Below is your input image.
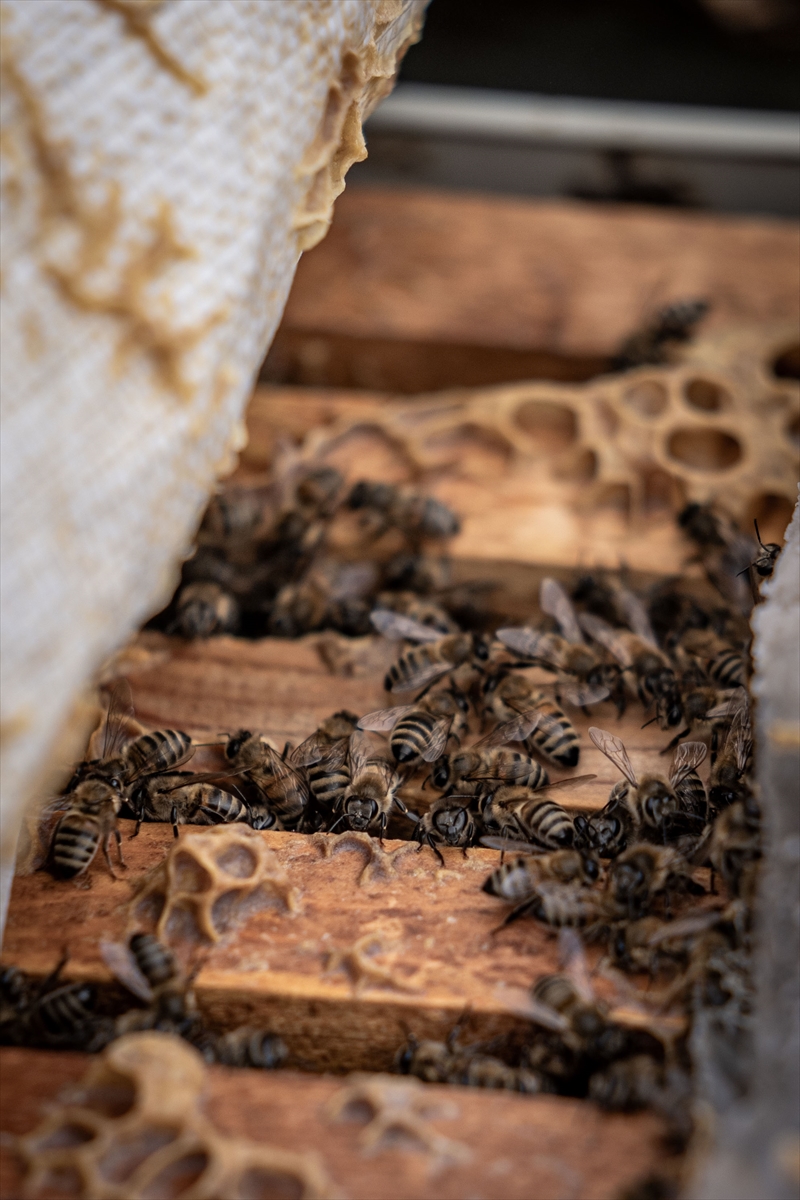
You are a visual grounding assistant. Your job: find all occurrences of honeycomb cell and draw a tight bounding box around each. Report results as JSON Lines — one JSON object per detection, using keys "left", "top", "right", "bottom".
{"left": 684, "top": 378, "right": 729, "bottom": 412}
{"left": 666, "top": 428, "right": 742, "bottom": 471}
{"left": 623, "top": 380, "right": 668, "bottom": 417}
{"left": 514, "top": 400, "right": 577, "bottom": 450}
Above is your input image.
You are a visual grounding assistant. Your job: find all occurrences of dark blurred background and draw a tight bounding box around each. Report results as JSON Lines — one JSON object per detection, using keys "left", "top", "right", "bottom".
{"left": 351, "top": 0, "right": 800, "bottom": 214}
{"left": 399, "top": 0, "right": 800, "bottom": 109}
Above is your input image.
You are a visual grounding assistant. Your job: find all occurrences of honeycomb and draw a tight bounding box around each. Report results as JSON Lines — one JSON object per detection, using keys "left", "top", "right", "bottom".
{"left": 300, "top": 323, "right": 799, "bottom": 528}
{"left": 16, "top": 1032, "right": 337, "bottom": 1199}
{"left": 326, "top": 1072, "right": 469, "bottom": 1163}
{"left": 133, "top": 826, "right": 299, "bottom": 945}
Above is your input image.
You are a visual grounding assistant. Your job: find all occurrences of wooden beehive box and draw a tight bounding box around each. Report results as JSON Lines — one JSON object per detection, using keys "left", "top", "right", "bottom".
{"left": 1, "top": 189, "right": 798, "bottom": 1200}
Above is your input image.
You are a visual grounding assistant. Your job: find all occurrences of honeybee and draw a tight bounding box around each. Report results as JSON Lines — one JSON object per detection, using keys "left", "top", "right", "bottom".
{"left": 708, "top": 693, "right": 752, "bottom": 812}
{"left": 483, "top": 670, "right": 581, "bottom": 768}
{"left": 0, "top": 957, "right": 111, "bottom": 1051}
{"left": 50, "top": 778, "right": 125, "bottom": 880}
{"left": 481, "top": 786, "right": 582, "bottom": 849}
{"left": 610, "top": 909, "right": 723, "bottom": 977}
{"left": 397, "top": 1032, "right": 549, "bottom": 1093}
{"left": 268, "top": 559, "right": 377, "bottom": 638}
{"left": 679, "top": 628, "right": 747, "bottom": 691}
{"left": 212, "top": 1027, "right": 288, "bottom": 1070}
{"left": 292, "top": 711, "right": 358, "bottom": 820}
{"left": 66, "top": 682, "right": 196, "bottom": 794}
{"left": 335, "top": 730, "right": 407, "bottom": 837}
{"left": 430, "top": 710, "right": 552, "bottom": 794}
{"left": 481, "top": 846, "right": 600, "bottom": 903}
{"left": 589, "top": 1054, "right": 664, "bottom": 1111}
{"left": 373, "top": 608, "right": 486, "bottom": 695}
{"left": 746, "top": 519, "right": 782, "bottom": 579}
{"left": 613, "top": 298, "right": 709, "bottom": 369}
{"left": 104, "top": 934, "right": 203, "bottom": 1042}
{"left": 224, "top": 731, "right": 311, "bottom": 829}
{"left": 128, "top": 772, "right": 250, "bottom": 837}
{"left": 588, "top": 728, "right": 707, "bottom": 842}
{"left": 496, "top": 579, "right": 619, "bottom": 710}
{"left": 677, "top": 502, "right": 755, "bottom": 614}
{"left": 580, "top": 613, "right": 681, "bottom": 728}
{"left": 409, "top": 795, "right": 476, "bottom": 862}
{"left": 375, "top": 590, "right": 459, "bottom": 635}
{"left": 581, "top": 793, "right": 634, "bottom": 859}
{"left": 358, "top": 687, "right": 467, "bottom": 768}
{"left": 607, "top": 843, "right": 702, "bottom": 918}
{"left": 170, "top": 581, "right": 239, "bottom": 639}
{"left": 709, "top": 796, "right": 761, "bottom": 902}
{"left": 347, "top": 481, "right": 460, "bottom": 542}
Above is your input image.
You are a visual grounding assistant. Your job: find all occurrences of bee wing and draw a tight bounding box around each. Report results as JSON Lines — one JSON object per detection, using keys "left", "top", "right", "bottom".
{"left": 480, "top": 835, "right": 544, "bottom": 854}
{"left": 646, "top": 910, "right": 722, "bottom": 944}
{"left": 493, "top": 985, "right": 570, "bottom": 1033}
{"left": 579, "top": 613, "right": 633, "bottom": 667}
{"left": 99, "top": 939, "right": 154, "bottom": 1004}
{"left": 588, "top": 727, "right": 638, "bottom": 786}
{"left": 347, "top": 729, "right": 376, "bottom": 777}
{"left": 615, "top": 584, "right": 657, "bottom": 647}
{"left": 495, "top": 627, "right": 559, "bottom": 665}
{"left": 561, "top": 681, "right": 610, "bottom": 707}
{"left": 731, "top": 702, "right": 753, "bottom": 775}
{"left": 330, "top": 561, "right": 379, "bottom": 601}
{"left": 704, "top": 695, "right": 739, "bottom": 720}
{"left": 39, "top": 794, "right": 74, "bottom": 818}
{"left": 97, "top": 678, "right": 136, "bottom": 760}
{"left": 357, "top": 706, "right": 416, "bottom": 733}
{"left": 476, "top": 710, "right": 542, "bottom": 750}
{"left": 557, "top": 928, "right": 594, "bottom": 1005}
{"left": 540, "top": 578, "right": 584, "bottom": 644}
{"left": 670, "top": 741, "right": 707, "bottom": 786}
{"left": 263, "top": 744, "right": 311, "bottom": 790}
{"left": 389, "top": 659, "right": 455, "bottom": 693}
{"left": 466, "top": 758, "right": 540, "bottom": 781}
{"left": 420, "top": 717, "right": 453, "bottom": 764}
{"left": 370, "top": 609, "right": 442, "bottom": 643}
{"left": 533, "top": 773, "right": 597, "bottom": 795}
{"left": 145, "top": 769, "right": 248, "bottom": 794}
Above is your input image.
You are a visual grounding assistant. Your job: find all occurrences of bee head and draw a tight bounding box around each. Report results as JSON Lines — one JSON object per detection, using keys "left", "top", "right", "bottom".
{"left": 225, "top": 730, "right": 253, "bottom": 761}
{"left": 345, "top": 797, "right": 378, "bottom": 830}
{"left": 434, "top": 804, "right": 469, "bottom": 844}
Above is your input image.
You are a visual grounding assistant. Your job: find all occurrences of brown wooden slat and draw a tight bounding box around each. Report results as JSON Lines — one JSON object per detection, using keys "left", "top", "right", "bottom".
{"left": 0, "top": 1047, "right": 671, "bottom": 1200}
{"left": 279, "top": 188, "right": 800, "bottom": 356}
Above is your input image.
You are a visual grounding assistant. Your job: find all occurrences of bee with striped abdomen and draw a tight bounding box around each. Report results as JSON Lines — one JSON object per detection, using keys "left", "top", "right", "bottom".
{"left": 484, "top": 670, "right": 581, "bottom": 768}
{"left": 579, "top": 612, "right": 681, "bottom": 728}
{"left": 430, "top": 708, "right": 557, "bottom": 794}
{"left": 481, "top": 845, "right": 600, "bottom": 903}
{"left": 496, "top": 579, "right": 620, "bottom": 712}
{"left": 588, "top": 728, "right": 707, "bottom": 843}
{"left": 372, "top": 608, "right": 485, "bottom": 695}
{"left": 334, "top": 730, "right": 407, "bottom": 837}
{"left": 50, "top": 778, "right": 126, "bottom": 880}
{"left": 128, "top": 772, "right": 250, "bottom": 838}
{"left": 224, "top": 730, "right": 311, "bottom": 829}
{"left": 358, "top": 686, "right": 467, "bottom": 769}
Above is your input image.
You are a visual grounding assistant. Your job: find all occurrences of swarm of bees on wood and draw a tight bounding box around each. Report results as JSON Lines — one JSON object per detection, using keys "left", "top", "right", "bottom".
{"left": 3, "top": 471, "right": 780, "bottom": 1147}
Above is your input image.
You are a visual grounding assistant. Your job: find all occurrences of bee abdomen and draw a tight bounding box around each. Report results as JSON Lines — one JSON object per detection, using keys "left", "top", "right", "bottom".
{"left": 707, "top": 650, "right": 746, "bottom": 689}
{"left": 526, "top": 719, "right": 580, "bottom": 768}
{"left": 215, "top": 1027, "right": 287, "bottom": 1069}
{"left": 130, "top": 934, "right": 175, "bottom": 988}
{"left": 522, "top": 800, "right": 574, "bottom": 847}
{"left": 126, "top": 729, "right": 192, "bottom": 776}
{"left": 194, "top": 787, "right": 248, "bottom": 824}
{"left": 308, "top": 763, "right": 348, "bottom": 807}
{"left": 32, "top": 984, "right": 95, "bottom": 1040}
{"left": 391, "top": 712, "right": 437, "bottom": 764}
{"left": 52, "top": 815, "right": 100, "bottom": 876}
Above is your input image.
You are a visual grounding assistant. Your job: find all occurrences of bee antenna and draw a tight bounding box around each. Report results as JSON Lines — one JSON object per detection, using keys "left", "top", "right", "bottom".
{"left": 753, "top": 519, "right": 765, "bottom": 549}
{"left": 641, "top": 715, "right": 659, "bottom": 729}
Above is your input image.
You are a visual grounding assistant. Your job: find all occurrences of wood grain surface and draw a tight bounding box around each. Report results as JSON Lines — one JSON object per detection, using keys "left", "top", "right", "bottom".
{"left": 0, "top": 1048, "right": 671, "bottom": 1200}
{"left": 2, "top": 632, "right": 708, "bottom": 1075}
{"left": 279, "top": 188, "right": 800, "bottom": 355}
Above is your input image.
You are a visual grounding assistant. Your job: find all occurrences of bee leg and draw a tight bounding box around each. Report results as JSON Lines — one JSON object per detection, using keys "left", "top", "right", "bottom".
{"left": 114, "top": 827, "right": 127, "bottom": 868}
{"left": 282, "top": 743, "right": 292, "bottom": 761}
{"left": 197, "top": 806, "right": 227, "bottom": 824}
{"left": 378, "top": 812, "right": 387, "bottom": 845}
{"left": 102, "top": 835, "right": 119, "bottom": 880}
{"left": 171, "top": 804, "right": 180, "bottom": 839}
{"left": 427, "top": 834, "right": 445, "bottom": 867}
{"left": 660, "top": 729, "right": 690, "bottom": 755}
